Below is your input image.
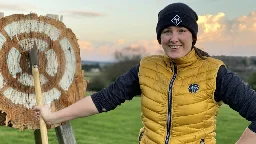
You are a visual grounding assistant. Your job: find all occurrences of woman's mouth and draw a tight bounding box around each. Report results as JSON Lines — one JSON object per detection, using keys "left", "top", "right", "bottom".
{"left": 169, "top": 45, "right": 181, "bottom": 50}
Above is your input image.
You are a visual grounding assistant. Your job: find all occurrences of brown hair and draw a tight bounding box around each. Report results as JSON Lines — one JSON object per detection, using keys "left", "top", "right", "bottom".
{"left": 193, "top": 46, "right": 210, "bottom": 60}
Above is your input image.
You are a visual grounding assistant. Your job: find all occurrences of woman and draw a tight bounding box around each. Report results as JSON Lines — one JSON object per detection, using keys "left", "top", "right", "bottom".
{"left": 33, "top": 3, "right": 256, "bottom": 144}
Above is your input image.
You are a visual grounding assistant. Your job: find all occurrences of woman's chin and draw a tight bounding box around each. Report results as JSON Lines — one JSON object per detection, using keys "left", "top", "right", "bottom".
{"left": 169, "top": 54, "right": 182, "bottom": 59}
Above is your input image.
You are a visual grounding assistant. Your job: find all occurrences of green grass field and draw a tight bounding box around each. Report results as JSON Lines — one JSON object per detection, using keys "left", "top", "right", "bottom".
{"left": 84, "top": 72, "right": 101, "bottom": 81}
{"left": 0, "top": 97, "right": 250, "bottom": 144}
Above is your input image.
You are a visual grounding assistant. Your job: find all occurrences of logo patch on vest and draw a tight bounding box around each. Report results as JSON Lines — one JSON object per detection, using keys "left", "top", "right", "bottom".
{"left": 188, "top": 84, "right": 199, "bottom": 93}
{"left": 171, "top": 15, "right": 182, "bottom": 26}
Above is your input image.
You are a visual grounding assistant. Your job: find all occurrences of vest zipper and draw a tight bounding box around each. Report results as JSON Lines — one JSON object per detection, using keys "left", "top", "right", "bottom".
{"left": 165, "top": 63, "right": 177, "bottom": 144}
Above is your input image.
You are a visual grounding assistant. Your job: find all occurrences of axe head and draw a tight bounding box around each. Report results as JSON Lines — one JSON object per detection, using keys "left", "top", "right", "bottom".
{"left": 29, "top": 42, "right": 38, "bottom": 67}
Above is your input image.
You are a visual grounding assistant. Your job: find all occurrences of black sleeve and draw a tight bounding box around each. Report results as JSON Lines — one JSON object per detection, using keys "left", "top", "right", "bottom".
{"left": 214, "top": 65, "right": 256, "bottom": 133}
{"left": 91, "top": 64, "right": 141, "bottom": 113}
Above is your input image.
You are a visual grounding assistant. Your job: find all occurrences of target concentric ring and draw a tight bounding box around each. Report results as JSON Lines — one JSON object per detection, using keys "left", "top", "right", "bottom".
{"left": 0, "top": 13, "right": 86, "bottom": 130}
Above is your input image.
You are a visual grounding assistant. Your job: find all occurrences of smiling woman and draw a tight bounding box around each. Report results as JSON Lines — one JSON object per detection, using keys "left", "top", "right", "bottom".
{"left": 33, "top": 2, "right": 256, "bottom": 144}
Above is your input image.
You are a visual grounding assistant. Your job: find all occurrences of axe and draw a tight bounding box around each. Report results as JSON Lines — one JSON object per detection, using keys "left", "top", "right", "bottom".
{"left": 29, "top": 42, "right": 48, "bottom": 144}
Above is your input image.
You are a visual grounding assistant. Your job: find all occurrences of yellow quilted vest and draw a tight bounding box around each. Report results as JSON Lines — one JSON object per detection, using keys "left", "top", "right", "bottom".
{"left": 138, "top": 49, "right": 224, "bottom": 144}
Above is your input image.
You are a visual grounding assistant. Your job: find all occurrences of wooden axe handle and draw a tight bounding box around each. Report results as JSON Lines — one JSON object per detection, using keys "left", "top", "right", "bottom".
{"left": 32, "top": 66, "right": 48, "bottom": 144}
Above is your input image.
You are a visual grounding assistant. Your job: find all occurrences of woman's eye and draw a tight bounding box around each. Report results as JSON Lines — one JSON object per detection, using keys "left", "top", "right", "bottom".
{"left": 163, "top": 30, "right": 171, "bottom": 33}
{"left": 179, "top": 29, "right": 186, "bottom": 32}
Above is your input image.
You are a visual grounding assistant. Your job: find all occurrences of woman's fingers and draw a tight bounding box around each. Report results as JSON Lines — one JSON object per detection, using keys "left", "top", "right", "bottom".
{"left": 33, "top": 106, "right": 44, "bottom": 120}
{"left": 34, "top": 111, "right": 40, "bottom": 120}
{"left": 32, "top": 105, "right": 51, "bottom": 122}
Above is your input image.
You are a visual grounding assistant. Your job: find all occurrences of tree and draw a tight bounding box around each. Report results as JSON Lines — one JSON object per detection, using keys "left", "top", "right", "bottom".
{"left": 87, "top": 46, "right": 145, "bottom": 91}
{"left": 248, "top": 72, "right": 256, "bottom": 90}
{"left": 114, "top": 46, "right": 147, "bottom": 61}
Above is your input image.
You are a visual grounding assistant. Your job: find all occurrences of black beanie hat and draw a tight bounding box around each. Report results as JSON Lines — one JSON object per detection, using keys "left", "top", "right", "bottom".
{"left": 156, "top": 3, "right": 198, "bottom": 45}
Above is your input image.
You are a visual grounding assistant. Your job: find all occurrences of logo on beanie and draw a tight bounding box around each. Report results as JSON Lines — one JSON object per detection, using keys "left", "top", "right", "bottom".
{"left": 171, "top": 15, "right": 182, "bottom": 26}
{"left": 188, "top": 84, "right": 199, "bottom": 93}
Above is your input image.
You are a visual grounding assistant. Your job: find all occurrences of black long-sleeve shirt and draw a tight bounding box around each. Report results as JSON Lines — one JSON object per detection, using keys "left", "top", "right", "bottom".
{"left": 91, "top": 64, "right": 256, "bottom": 132}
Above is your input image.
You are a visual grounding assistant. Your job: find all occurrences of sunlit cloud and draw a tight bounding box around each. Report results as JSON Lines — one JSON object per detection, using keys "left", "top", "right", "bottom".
{"left": 117, "top": 39, "right": 125, "bottom": 45}
{"left": 61, "top": 10, "right": 105, "bottom": 17}
{"left": 78, "top": 40, "right": 119, "bottom": 61}
{"left": 116, "top": 40, "right": 163, "bottom": 59}
{"left": 79, "top": 11, "right": 256, "bottom": 61}
{"left": 78, "top": 39, "right": 162, "bottom": 61}
{"left": 196, "top": 11, "right": 256, "bottom": 56}
{"left": 79, "top": 41, "right": 94, "bottom": 51}
{"left": 0, "top": 4, "right": 27, "bottom": 11}
{"left": 0, "top": 4, "right": 41, "bottom": 14}
{"left": 129, "top": 40, "right": 161, "bottom": 53}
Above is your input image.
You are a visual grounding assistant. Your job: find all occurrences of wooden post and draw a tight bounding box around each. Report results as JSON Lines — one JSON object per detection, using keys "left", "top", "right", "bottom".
{"left": 55, "top": 121, "right": 77, "bottom": 144}
{"left": 34, "top": 121, "right": 76, "bottom": 144}
{"left": 34, "top": 129, "right": 42, "bottom": 144}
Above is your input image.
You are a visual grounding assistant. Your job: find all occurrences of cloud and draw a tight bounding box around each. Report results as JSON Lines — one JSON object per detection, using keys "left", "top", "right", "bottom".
{"left": 79, "top": 41, "right": 93, "bottom": 51}
{"left": 78, "top": 40, "right": 119, "bottom": 61}
{"left": 78, "top": 11, "right": 256, "bottom": 61}
{"left": 78, "top": 39, "right": 163, "bottom": 61}
{"left": 128, "top": 40, "right": 163, "bottom": 55}
{"left": 196, "top": 11, "right": 256, "bottom": 56}
{"left": 117, "top": 39, "right": 125, "bottom": 45}
{"left": 0, "top": 4, "right": 30, "bottom": 11}
{"left": 61, "top": 10, "right": 105, "bottom": 17}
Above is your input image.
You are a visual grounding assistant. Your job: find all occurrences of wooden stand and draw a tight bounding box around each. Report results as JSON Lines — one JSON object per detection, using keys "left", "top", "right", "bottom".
{"left": 34, "top": 121, "right": 76, "bottom": 144}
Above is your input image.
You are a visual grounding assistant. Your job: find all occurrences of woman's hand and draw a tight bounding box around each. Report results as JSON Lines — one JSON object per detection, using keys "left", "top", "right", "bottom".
{"left": 33, "top": 105, "right": 56, "bottom": 125}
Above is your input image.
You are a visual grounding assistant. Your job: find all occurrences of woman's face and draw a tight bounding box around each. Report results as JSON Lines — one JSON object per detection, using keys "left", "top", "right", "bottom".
{"left": 160, "top": 26, "right": 193, "bottom": 59}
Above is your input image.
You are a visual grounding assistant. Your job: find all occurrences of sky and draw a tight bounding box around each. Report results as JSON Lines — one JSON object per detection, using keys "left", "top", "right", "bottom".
{"left": 1, "top": 0, "right": 256, "bottom": 62}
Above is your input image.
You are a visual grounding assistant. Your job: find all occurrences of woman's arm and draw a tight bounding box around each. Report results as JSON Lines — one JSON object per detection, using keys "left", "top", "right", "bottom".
{"left": 91, "top": 64, "right": 141, "bottom": 113}
{"left": 33, "top": 96, "right": 98, "bottom": 124}
{"left": 236, "top": 128, "right": 256, "bottom": 144}
{"left": 33, "top": 64, "right": 141, "bottom": 124}
{"left": 214, "top": 65, "right": 256, "bottom": 143}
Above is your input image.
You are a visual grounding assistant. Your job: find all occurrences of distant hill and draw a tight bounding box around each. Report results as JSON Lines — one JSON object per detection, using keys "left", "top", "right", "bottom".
{"left": 213, "top": 56, "right": 256, "bottom": 82}
{"left": 81, "top": 60, "right": 112, "bottom": 67}
{"left": 82, "top": 56, "right": 256, "bottom": 82}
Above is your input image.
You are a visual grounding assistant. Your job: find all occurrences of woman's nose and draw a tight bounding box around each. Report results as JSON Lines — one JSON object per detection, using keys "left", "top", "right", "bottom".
{"left": 169, "top": 33, "right": 179, "bottom": 43}
{"left": 169, "top": 37, "right": 178, "bottom": 43}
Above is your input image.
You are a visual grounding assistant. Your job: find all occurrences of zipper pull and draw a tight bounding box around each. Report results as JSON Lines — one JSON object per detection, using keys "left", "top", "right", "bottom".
{"left": 170, "top": 62, "right": 177, "bottom": 73}
{"left": 200, "top": 139, "right": 205, "bottom": 144}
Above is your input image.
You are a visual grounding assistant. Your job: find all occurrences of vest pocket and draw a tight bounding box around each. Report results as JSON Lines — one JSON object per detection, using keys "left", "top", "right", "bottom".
{"left": 200, "top": 139, "right": 205, "bottom": 144}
